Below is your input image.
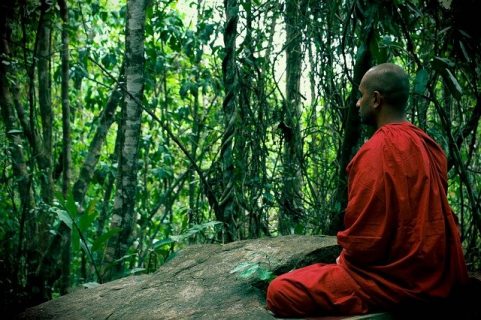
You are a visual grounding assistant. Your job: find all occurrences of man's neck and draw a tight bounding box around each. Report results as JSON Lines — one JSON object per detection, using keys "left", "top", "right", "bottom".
{"left": 376, "top": 111, "right": 406, "bottom": 129}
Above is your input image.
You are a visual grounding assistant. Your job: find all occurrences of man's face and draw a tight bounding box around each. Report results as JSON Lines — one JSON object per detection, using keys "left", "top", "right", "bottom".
{"left": 356, "top": 80, "right": 376, "bottom": 126}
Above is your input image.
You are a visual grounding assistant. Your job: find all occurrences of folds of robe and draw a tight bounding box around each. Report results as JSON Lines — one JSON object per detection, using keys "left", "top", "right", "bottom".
{"left": 267, "top": 122, "right": 468, "bottom": 317}
{"left": 266, "top": 263, "right": 369, "bottom": 317}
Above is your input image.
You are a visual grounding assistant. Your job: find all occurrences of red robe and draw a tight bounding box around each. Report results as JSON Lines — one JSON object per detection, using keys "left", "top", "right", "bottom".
{"left": 267, "top": 122, "right": 468, "bottom": 317}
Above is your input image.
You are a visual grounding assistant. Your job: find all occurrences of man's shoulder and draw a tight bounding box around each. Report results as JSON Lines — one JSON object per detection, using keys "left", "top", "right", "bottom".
{"left": 361, "top": 129, "right": 389, "bottom": 152}
{"left": 354, "top": 124, "right": 412, "bottom": 163}
{"left": 348, "top": 134, "right": 385, "bottom": 170}
{"left": 375, "top": 122, "right": 425, "bottom": 150}
{"left": 349, "top": 123, "right": 430, "bottom": 169}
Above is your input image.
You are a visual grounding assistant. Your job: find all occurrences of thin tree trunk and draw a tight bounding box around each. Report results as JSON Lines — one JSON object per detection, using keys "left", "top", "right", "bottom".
{"left": 31, "top": 4, "right": 56, "bottom": 298}
{"left": 37, "top": 0, "right": 54, "bottom": 205}
{"left": 240, "top": 0, "right": 258, "bottom": 239}
{"left": 219, "top": 0, "right": 239, "bottom": 242}
{"left": 187, "top": 0, "right": 204, "bottom": 227}
{"left": 27, "top": 0, "right": 56, "bottom": 303}
{"left": 58, "top": 0, "right": 71, "bottom": 295}
{"left": 72, "top": 68, "right": 124, "bottom": 206}
{"left": 279, "top": 0, "right": 304, "bottom": 235}
{"left": 306, "top": 38, "right": 321, "bottom": 210}
{"left": 188, "top": 80, "right": 200, "bottom": 228}
{"left": 32, "top": 6, "right": 56, "bottom": 297}
{"left": 103, "top": 0, "right": 146, "bottom": 280}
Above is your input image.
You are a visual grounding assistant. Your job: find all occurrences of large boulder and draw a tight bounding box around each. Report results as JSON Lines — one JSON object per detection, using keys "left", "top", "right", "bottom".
{"left": 20, "top": 235, "right": 341, "bottom": 319}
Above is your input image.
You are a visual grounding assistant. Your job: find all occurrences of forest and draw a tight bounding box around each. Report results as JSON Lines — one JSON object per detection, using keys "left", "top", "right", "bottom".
{"left": 1, "top": 0, "right": 480, "bottom": 315}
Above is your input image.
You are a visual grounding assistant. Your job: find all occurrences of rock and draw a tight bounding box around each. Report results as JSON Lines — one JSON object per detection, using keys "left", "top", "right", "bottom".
{"left": 20, "top": 235, "right": 340, "bottom": 319}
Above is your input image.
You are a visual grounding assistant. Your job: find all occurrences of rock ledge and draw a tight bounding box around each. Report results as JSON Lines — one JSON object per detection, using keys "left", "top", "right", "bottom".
{"left": 21, "top": 235, "right": 340, "bottom": 319}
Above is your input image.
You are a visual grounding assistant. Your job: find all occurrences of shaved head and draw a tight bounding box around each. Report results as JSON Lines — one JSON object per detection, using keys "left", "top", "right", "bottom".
{"left": 362, "top": 63, "right": 409, "bottom": 112}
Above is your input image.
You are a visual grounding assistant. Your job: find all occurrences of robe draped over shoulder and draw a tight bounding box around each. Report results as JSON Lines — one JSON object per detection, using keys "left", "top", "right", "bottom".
{"left": 337, "top": 122, "right": 468, "bottom": 308}
{"left": 267, "top": 122, "right": 468, "bottom": 317}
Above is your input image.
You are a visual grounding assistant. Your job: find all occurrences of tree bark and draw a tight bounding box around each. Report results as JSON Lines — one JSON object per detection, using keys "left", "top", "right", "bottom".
{"left": 279, "top": 0, "right": 304, "bottom": 235}
{"left": 219, "top": 0, "right": 240, "bottom": 242}
{"left": 240, "top": 0, "right": 258, "bottom": 238}
{"left": 58, "top": 0, "right": 71, "bottom": 295}
{"left": 37, "top": 0, "right": 54, "bottom": 205}
{"left": 72, "top": 68, "right": 124, "bottom": 206}
{"left": 103, "top": 0, "right": 146, "bottom": 280}
{"left": 28, "top": 5, "right": 57, "bottom": 296}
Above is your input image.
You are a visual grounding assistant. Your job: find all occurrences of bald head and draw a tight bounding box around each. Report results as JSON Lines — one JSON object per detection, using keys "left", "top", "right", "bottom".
{"left": 362, "top": 63, "right": 410, "bottom": 112}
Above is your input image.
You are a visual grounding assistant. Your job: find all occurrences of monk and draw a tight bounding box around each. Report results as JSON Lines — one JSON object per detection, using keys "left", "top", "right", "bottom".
{"left": 266, "top": 63, "right": 469, "bottom": 317}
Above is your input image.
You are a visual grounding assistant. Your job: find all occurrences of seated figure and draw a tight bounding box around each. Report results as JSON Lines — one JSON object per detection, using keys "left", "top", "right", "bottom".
{"left": 266, "top": 63, "right": 469, "bottom": 317}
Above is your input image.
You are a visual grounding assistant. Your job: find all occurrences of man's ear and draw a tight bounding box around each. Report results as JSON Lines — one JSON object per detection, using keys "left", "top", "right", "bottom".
{"left": 373, "top": 90, "right": 383, "bottom": 109}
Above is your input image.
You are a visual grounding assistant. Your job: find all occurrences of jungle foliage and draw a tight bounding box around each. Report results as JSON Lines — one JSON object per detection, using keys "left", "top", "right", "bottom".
{"left": 0, "top": 0, "right": 480, "bottom": 315}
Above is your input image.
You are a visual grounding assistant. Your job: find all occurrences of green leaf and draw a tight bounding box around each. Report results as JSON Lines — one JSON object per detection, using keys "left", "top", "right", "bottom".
{"left": 152, "top": 167, "right": 174, "bottom": 179}
{"left": 239, "top": 264, "right": 259, "bottom": 278}
{"left": 414, "top": 68, "right": 429, "bottom": 95}
{"left": 91, "top": 228, "right": 120, "bottom": 252}
{"left": 173, "top": 220, "right": 222, "bottom": 243}
{"left": 257, "top": 268, "right": 274, "bottom": 281}
{"left": 57, "top": 211, "right": 72, "bottom": 229}
{"left": 78, "top": 201, "right": 98, "bottom": 232}
{"left": 170, "top": 234, "right": 184, "bottom": 242}
{"left": 153, "top": 238, "right": 176, "bottom": 249}
{"left": 72, "top": 224, "right": 80, "bottom": 252}
{"left": 199, "top": 23, "right": 215, "bottom": 43}
{"left": 54, "top": 191, "right": 66, "bottom": 207}
{"left": 201, "top": 221, "right": 223, "bottom": 229}
{"left": 433, "top": 57, "right": 455, "bottom": 70}
{"left": 294, "top": 223, "right": 305, "bottom": 235}
{"left": 80, "top": 239, "right": 89, "bottom": 253}
{"left": 459, "top": 41, "right": 471, "bottom": 62}
{"left": 231, "top": 261, "right": 274, "bottom": 282}
{"left": 443, "top": 69, "right": 463, "bottom": 99}
{"left": 65, "top": 191, "right": 78, "bottom": 219}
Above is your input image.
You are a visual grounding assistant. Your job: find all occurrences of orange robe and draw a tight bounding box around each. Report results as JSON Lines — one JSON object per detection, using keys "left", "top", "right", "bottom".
{"left": 267, "top": 122, "right": 468, "bottom": 317}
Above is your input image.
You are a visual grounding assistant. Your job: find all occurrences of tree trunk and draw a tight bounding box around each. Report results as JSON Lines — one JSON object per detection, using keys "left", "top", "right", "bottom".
{"left": 37, "top": 0, "right": 54, "bottom": 205}
{"left": 279, "top": 0, "right": 304, "bottom": 235}
{"left": 72, "top": 69, "right": 124, "bottom": 206}
{"left": 188, "top": 77, "right": 200, "bottom": 229}
{"left": 219, "top": 0, "right": 239, "bottom": 242}
{"left": 32, "top": 6, "right": 55, "bottom": 297}
{"left": 57, "top": 0, "right": 72, "bottom": 295}
{"left": 240, "top": 0, "right": 258, "bottom": 238}
{"left": 186, "top": 0, "right": 203, "bottom": 229}
{"left": 103, "top": 0, "right": 146, "bottom": 281}
{"left": 32, "top": 5, "right": 56, "bottom": 298}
